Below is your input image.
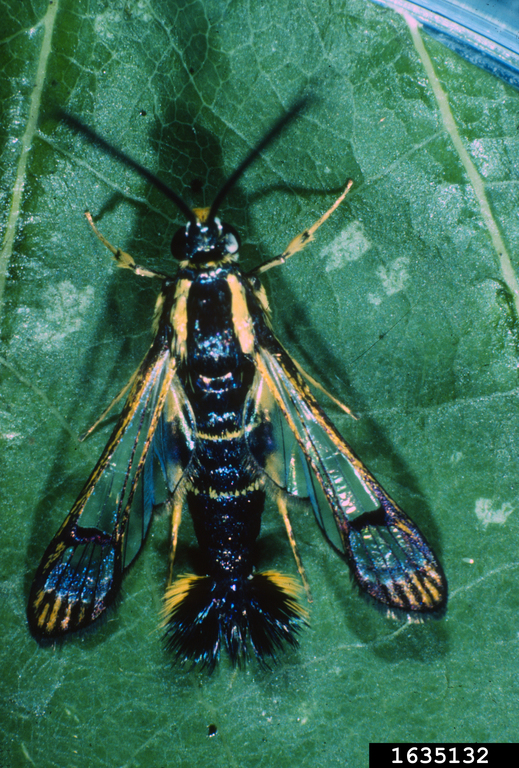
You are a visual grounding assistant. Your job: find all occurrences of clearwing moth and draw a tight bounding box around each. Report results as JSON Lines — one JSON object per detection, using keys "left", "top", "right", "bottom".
{"left": 28, "top": 102, "right": 446, "bottom": 668}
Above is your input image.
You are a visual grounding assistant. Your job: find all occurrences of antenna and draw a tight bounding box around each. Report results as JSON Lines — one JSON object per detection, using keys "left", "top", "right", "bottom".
{"left": 59, "top": 112, "right": 197, "bottom": 225}
{"left": 59, "top": 97, "right": 312, "bottom": 224}
{"left": 208, "top": 96, "right": 310, "bottom": 220}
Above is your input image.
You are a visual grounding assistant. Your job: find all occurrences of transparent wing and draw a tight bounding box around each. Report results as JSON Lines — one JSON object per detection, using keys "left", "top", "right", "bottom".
{"left": 245, "top": 370, "right": 313, "bottom": 500}
{"left": 28, "top": 336, "right": 179, "bottom": 638}
{"left": 251, "top": 344, "right": 447, "bottom": 614}
{"left": 152, "top": 372, "right": 196, "bottom": 499}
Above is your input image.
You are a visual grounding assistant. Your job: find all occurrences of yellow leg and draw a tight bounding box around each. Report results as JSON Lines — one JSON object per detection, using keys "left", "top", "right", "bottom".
{"left": 289, "top": 354, "right": 356, "bottom": 419}
{"left": 85, "top": 211, "right": 166, "bottom": 279}
{"left": 80, "top": 375, "right": 136, "bottom": 441}
{"left": 253, "top": 180, "right": 353, "bottom": 275}
{"left": 276, "top": 494, "right": 312, "bottom": 602}
{"left": 167, "top": 493, "right": 184, "bottom": 586}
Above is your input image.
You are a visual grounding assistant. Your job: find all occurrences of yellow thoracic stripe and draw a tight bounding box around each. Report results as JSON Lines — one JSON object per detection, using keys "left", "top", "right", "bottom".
{"left": 170, "top": 279, "right": 192, "bottom": 361}
{"left": 227, "top": 273, "right": 255, "bottom": 355}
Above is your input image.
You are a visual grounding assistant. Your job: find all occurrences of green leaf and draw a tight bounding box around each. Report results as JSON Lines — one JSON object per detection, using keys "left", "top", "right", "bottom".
{"left": 2, "top": 0, "right": 519, "bottom": 765}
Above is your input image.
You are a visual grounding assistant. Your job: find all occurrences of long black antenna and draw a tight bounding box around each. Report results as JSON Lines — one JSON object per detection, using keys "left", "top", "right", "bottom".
{"left": 59, "top": 98, "right": 312, "bottom": 225}
{"left": 208, "top": 97, "right": 311, "bottom": 220}
{"left": 59, "top": 112, "right": 198, "bottom": 224}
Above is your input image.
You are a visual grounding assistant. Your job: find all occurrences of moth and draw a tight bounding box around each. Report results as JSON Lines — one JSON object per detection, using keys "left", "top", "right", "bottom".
{"left": 28, "top": 104, "right": 447, "bottom": 667}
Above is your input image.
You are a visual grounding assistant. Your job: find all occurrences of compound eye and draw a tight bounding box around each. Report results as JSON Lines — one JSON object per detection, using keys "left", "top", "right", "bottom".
{"left": 170, "top": 226, "right": 189, "bottom": 260}
{"left": 221, "top": 223, "right": 240, "bottom": 255}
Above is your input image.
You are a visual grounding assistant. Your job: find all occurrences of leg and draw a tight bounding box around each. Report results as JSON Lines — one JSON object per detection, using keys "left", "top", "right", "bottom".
{"left": 85, "top": 212, "right": 166, "bottom": 280}
{"left": 276, "top": 494, "right": 312, "bottom": 602}
{"left": 80, "top": 369, "right": 139, "bottom": 440}
{"left": 250, "top": 180, "right": 353, "bottom": 276}
{"left": 167, "top": 493, "right": 184, "bottom": 586}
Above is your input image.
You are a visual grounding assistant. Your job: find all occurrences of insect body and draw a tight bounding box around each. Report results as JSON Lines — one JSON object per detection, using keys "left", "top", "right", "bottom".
{"left": 28, "top": 106, "right": 447, "bottom": 667}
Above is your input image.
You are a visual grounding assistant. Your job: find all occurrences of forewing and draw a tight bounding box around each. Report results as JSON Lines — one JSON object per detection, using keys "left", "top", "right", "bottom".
{"left": 253, "top": 345, "right": 447, "bottom": 614}
{"left": 28, "top": 337, "right": 177, "bottom": 638}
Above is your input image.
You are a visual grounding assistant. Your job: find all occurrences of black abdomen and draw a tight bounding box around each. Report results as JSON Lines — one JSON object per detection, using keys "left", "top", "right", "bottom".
{"left": 181, "top": 269, "right": 262, "bottom": 580}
